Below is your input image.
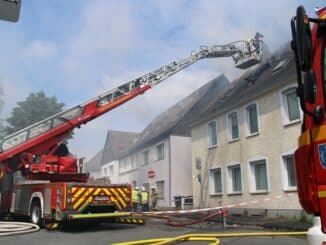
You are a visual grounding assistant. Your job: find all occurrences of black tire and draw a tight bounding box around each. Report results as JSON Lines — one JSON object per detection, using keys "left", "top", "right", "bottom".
{"left": 29, "top": 200, "right": 42, "bottom": 226}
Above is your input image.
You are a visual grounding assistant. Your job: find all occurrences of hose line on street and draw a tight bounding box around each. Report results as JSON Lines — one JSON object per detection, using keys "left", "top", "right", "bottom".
{"left": 112, "top": 231, "right": 307, "bottom": 245}
{"left": 0, "top": 221, "right": 40, "bottom": 236}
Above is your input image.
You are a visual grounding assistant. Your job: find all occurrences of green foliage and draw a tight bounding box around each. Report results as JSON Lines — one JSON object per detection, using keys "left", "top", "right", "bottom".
{"left": 5, "top": 91, "right": 65, "bottom": 135}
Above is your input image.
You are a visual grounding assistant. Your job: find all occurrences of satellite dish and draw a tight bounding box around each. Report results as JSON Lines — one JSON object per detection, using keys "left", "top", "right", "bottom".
{"left": 0, "top": 0, "right": 21, "bottom": 22}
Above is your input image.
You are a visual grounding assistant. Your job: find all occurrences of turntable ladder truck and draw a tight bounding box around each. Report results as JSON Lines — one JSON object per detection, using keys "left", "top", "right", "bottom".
{"left": 0, "top": 33, "right": 263, "bottom": 226}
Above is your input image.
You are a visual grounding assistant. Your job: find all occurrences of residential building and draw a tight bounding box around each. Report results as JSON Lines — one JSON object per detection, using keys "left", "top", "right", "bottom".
{"left": 84, "top": 130, "right": 138, "bottom": 180}
{"left": 191, "top": 45, "right": 302, "bottom": 216}
{"left": 84, "top": 149, "right": 103, "bottom": 178}
{"left": 118, "top": 74, "right": 230, "bottom": 207}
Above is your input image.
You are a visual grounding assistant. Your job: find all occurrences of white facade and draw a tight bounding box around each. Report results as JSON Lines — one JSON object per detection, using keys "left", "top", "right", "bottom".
{"left": 101, "top": 160, "right": 119, "bottom": 184}
{"left": 117, "top": 135, "right": 192, "bottom": 207}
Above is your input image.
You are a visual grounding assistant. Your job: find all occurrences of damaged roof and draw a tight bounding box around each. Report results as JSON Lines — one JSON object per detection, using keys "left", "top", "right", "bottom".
{"left": 123, "top": 74, "right": 230, "bottom": 155}
{"left": 191, "top": 44, "right": 296, "bottom": 126}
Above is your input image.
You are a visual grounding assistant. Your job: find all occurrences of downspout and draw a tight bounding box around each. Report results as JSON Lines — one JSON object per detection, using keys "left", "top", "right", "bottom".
{"left": 168, "top": 136, "right": 172, "bottom": 207}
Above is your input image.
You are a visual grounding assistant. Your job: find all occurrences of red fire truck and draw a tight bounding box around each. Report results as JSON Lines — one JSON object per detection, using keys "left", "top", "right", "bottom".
{"left": 291, "top": 5, "right": 326, "bottom": 233}
{"left": 0, "top": 2, "right": 264, "bottom": 227}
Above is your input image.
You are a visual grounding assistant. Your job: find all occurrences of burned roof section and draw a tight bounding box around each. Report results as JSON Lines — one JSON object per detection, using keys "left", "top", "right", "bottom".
{"left": 191, "top": 44, "right": 296, "bottom": 125}
{"left": 122, "top": 74, "right": 230, "bottom": 155}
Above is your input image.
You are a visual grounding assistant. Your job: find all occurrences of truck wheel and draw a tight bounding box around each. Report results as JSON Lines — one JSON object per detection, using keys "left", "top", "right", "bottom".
{"left": 30, "top": 200, "right": 42, "bottom": 226}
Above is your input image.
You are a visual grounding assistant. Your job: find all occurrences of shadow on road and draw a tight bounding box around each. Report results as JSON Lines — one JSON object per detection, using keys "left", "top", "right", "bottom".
{"left": 60, "top": 222, "right": 138, "bottom": 233}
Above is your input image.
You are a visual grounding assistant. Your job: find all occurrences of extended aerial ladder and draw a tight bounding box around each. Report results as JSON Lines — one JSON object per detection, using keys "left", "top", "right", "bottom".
{"left": 0, "top": 33, "right": 263, "bottom": 181}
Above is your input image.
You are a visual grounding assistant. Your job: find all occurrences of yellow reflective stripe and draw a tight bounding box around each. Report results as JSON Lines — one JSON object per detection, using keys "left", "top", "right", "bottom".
{"left": 298, "top": 130, "right": 310, "bottom": 147}
{"left": 298, "top": 126, "right": 326, "bottom": 147}
{"left": 312, "top": 125, "right": 326, "bottom": 142}
{"left": 318, "top": 191, "right": 326, "bottom": 198}
{"left": 72, "top": 187, "right": 85, "bottom": 201}
{"left": 73, "top": 197, "right": 86, "bottom": 210}
{"left": 70, "top": 212, "right": 131, "bottom": 220}
{"left": 116, "top": 188, "right": 127, "bottom": 198}
{"left": 110, "top": 188, "right": 125, "bottom": 208}
{"left": 107, "top": 189, "right": 122, "bottom": 209}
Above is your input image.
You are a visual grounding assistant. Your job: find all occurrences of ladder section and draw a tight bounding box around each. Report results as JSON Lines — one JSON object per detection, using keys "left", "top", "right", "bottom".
{"left": 0, "top": 33, "right": 264, "bottom": 161}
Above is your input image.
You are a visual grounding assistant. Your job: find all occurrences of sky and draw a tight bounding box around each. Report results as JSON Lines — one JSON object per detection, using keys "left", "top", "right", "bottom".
{"left": 0, "top": 0, "right": 323, "bottom": 161}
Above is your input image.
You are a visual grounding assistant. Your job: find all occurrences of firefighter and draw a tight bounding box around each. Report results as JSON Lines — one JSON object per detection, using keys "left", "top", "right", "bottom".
{"left": 141, "top": 187, "right": 149, "bottom": 212}
{"left": 151, "top": 187, "right": 158, "bottom": 211}
{"left": 132, "top": 187, "right": 139, "bottom": 212}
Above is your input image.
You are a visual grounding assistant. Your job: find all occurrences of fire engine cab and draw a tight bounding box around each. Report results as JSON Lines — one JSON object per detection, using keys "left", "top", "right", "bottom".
{"left": 291, "top": 5, "right": 326, "bottom": 233}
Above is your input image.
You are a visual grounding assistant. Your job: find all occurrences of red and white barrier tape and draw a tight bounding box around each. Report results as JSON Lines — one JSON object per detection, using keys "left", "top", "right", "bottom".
{"left": 134, "top": 193, "right": 296, "bottom": 216}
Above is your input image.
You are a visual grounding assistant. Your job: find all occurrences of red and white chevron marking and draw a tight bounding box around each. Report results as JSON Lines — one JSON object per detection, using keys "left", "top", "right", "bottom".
{"left": 135, "top": 193, "right": 296, "bottom": 215}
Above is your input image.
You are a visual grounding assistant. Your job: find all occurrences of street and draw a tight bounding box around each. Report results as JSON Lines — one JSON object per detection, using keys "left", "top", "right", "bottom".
{"left": 0, "top": 218, "right": 308, "bottom": 245}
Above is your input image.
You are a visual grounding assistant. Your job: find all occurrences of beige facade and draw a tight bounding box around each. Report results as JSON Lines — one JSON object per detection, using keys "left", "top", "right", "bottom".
{"left": 191, "top": 81, "right": 302, "bottom": 212}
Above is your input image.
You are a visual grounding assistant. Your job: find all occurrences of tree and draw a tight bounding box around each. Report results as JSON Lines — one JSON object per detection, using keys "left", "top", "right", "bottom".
{"left": 5, "top": 91, "right": 65, "bottom": 135}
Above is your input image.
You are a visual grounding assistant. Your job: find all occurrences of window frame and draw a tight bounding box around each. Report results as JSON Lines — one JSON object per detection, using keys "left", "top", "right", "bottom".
{"left": 280, "top": 150, "right": 297, "bottom": 192}
{"left": 207, "top": 119, "right": 218, "bottom": 148}
{"left": 279, "top": 84, "right": 302, "bottom": 126}
{"left": 209, "top": 166, "right": 223, "bottom": 195}
{"left": 226, "top": 162, "right": 243, "bottom": 195}
{"left": 244, "top": 102, "right": 260, "bottom": 137}
{"left": 248, "top": 156, "right": 270, "bottom": 194}
{"left": 226, "top": 111, "right": 240, "bottom": 142}
{"left": 142, "top": 150, "right": 149, "bottom": 166}
{"left": 156, "top": 143, "right": 164, "bottom": 161}
{"left": 156, "top": 180, "right": 165, "bottom": 200}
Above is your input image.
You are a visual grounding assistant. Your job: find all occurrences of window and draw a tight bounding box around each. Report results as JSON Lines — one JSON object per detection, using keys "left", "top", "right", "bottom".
{"left": 109, "top": 165, "right": 113, "bottom": 176}
{"left": 131, "top": 154, "right": 138, "bottom": 169}
{"left": 245, "top": 103, "right": 259, "bottom": 136}
{"left": 210, "top": 167, "right": 222, "bottom": 194}
{"left": 280, "top": 86, "right": 301, "bottom": 125}
{"left": 156, "top": 143, "right": 164, "bottom": 161}
{"left": 281, "top": 154, "right": 297, "bottom": 191}
{"left": 207, "top": 120, "right": 217, "bottom": 147}
{"left": 156, "top": 180, "right": 164, "bottom": 199}
{"left": 227, "top": 164, "right": 242, "bottom": 193}
{"left": 119, "top": 159, "right": 127, "bottom": 173}
{"left": 249, "top": 158, "right": 269, "bottom": 193}
{"left": 143, "top": 150, "right": 149, "bottom": 165}
{"left": 227, "top": 112, "right": 239, "bottom": 141}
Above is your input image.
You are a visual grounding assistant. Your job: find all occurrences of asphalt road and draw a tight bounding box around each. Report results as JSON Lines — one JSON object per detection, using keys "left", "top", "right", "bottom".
{"left": 0, "top": 218, "right": 308, "bottom": 245}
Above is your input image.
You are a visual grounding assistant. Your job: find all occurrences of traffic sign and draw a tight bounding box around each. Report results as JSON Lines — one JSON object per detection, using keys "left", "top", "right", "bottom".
{"left": 147, "top": 170, "right": 155, "bottom": 179}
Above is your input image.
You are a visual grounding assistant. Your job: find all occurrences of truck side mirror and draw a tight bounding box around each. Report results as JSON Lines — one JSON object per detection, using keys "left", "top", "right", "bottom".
{"left": 303, "top": 70, "right": 316, "bottom": 103}
{"left": 295, "top": 6, "right": 313, "bottom": 72}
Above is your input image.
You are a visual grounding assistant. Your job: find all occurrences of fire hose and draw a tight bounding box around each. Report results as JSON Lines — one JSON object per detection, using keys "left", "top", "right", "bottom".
{"left": 0, "top": 222, "right": 40, "bottom": 236}
{"left": 141, "top": 209, "right": 228, "bottom": 227}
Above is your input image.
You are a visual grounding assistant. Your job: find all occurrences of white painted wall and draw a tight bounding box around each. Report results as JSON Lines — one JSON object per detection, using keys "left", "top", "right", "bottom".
{"left": 117, "top": 135, "right": 192, "bottom": 207}
{"left": 101, "top": 160, "right": 119, "bottom": 183}
{"left": 170, "top": 136, "right": 193, "bottom": 200}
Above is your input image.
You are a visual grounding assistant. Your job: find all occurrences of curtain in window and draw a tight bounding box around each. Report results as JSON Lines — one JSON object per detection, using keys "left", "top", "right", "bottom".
{"left": 156, "top": 180, "right": 165, "bottom": 199}
{"left": 231, "top": 166, "right": 242, "bottom": 192}
{"left": 285, "top": 155, "right": 296, "bottom": 187}
{"left": 213, "top": 169, "right": 222, "bottom": 193}
{"left": 208, "top": 121, "right": 217, "bottom": 146}
{"left": 230, "top": 113, "right": 239, "bottom": 139}
{"left": 248, "top": 105, "right": 258, "bottom": 133}
{"left": 254, "top": 161, "right": 268, "bottom": 190}
{"left": 286, "top": 91, "right": 300, "bottom": 121}
{"left": 143, "top": 151, "right": 149, "bottom": 165}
